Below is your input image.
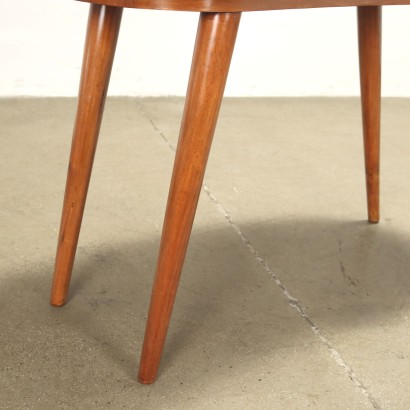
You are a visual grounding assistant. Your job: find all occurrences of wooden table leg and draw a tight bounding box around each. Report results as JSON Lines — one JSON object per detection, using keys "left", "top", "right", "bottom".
{"left": 358, "top": 6, "right": 381, "bottom": 223}
{"left": 50, "top": 4, "right": 123, "bottom": 306}
{"left": 138, "top": 11, "right": 241, "bottom": 384}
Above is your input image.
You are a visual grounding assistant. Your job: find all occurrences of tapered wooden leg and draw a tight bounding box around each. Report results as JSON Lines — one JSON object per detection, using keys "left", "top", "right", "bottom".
{"left": 50, "top": 5, "right": 122, "bottom": 306}
{"left": 358, "top": 6, "right": 381, "bottom": 223}
{"left": 138, "top": 12, "right": 241, "bottom": 384}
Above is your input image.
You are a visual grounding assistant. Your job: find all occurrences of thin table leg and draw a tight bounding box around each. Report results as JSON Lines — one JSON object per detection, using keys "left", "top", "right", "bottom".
{"left": 50, "top": 4, "right": 123, "bottom": 306}
{"left": 138, "top": 11, "right": 241, "bottom": 384}
{"left": 358, "top": 6, "right": 381, "bottom": 223}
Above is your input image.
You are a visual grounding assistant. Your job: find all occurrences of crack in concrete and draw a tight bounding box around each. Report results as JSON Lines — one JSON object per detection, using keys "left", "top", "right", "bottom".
{"left": 139, "top": 104, "right": 177, "bottom": 153}
{"left": 143, "top": 106, "right": 382, "bottom": 410}
{"left": 338, "top": 239, "right": 358, "bottom": 287}
{"left": 203, "top": 187, "right": 381, "bottom": 410}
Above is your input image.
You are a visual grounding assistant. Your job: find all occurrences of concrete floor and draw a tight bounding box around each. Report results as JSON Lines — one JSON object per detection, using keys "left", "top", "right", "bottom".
{"left": 1, "top": 97, "right": 410, "bottom": 409}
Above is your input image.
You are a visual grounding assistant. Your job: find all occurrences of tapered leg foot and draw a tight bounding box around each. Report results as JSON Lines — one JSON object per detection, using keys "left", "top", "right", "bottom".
{"left": 138, "top": 12, "right": 241, "bottom": 384}
{"left": 50, "top": 4, "right": 122, "bottom": 306}
{"left": 358, "top": 6, "right": 381, "bottom": 223}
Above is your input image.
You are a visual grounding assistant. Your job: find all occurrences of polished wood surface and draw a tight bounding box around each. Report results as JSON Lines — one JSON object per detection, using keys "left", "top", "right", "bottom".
{"left": 138, "top": 11, "right": 241, "bottom": 384}
{"left": 79, "top": 0, "right": 410, "bottom": 11}
{"left": 50, "top": 4, "right": 123, "bottom": 306}
{"left": 51, "top": 0, "right": 400, "bottom": 384}
{"left": 358, "top": 6, "right": 381, "bottom": 223}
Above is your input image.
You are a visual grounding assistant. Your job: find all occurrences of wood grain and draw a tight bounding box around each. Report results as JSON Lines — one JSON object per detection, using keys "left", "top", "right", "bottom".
{"left": 358, "top": 6, "right": 381, "bottom": 223}
{"left": 50, "top": 4, "right": 123, "bottom": 306}
{"left": 78, "top": 0, "right": 410, "bottom": 12}
{"left": 51, "top": 0, "right": 393, "bottom": 384}
{"left": 138, "top": 11, "right": 241, "bottom": 384}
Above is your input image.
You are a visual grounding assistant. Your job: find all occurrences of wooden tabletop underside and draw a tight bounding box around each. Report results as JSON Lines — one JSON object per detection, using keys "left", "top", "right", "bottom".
{"left": 79, "top": 0, "right": 410, "bottom": 12}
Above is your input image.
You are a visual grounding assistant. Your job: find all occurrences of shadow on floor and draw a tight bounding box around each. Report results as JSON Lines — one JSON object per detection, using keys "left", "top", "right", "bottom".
{"left": 1, "top": 217, "right": 410, "bottom": 402}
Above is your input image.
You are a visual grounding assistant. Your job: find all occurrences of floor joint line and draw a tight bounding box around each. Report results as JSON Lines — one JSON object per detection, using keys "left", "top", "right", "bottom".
{"left": 202, "top": 186, "right": 381, "bottom": 410}
{"left": 143, "top": 104, "right": 381, "bottom": 410}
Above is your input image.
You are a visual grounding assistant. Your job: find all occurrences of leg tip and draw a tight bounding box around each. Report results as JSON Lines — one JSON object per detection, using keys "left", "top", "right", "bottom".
{"left": 368, "top": 212, "right": 379, "bottom": 224}
{"left": 368, "top": 208, "right": 379, "bottom": 224}
{"left": 138, "top": 374, "right": 156, "bottom": 385}
{"left": 50, "top": 297, "right": 67, "bottom": 307}
{"left": 138, "top": 378, "right": 155, "bottom": 385}
{"left": 138, "top": 367, "right": 157, "bottom": 385}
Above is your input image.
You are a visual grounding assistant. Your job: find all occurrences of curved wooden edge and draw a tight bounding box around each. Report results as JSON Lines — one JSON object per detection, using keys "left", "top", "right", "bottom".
{"left": 78, "top": 0, "right": 410, "bottom": 12}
